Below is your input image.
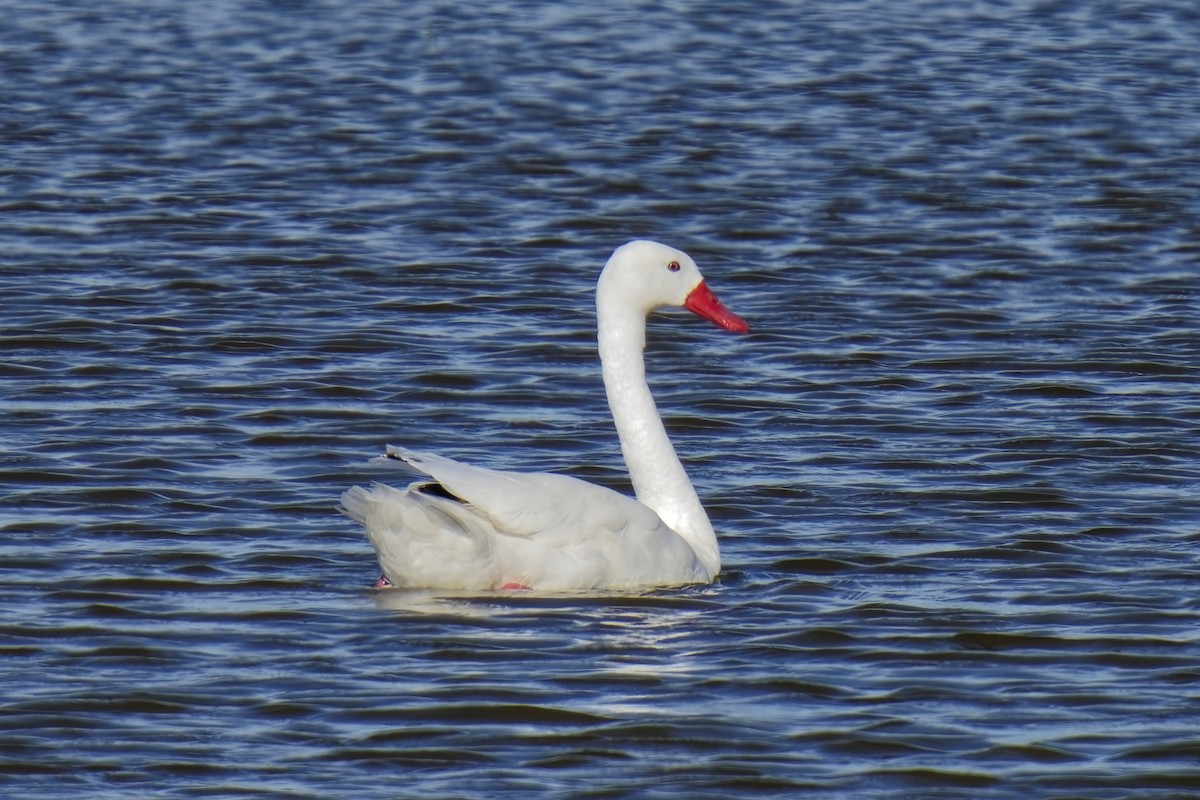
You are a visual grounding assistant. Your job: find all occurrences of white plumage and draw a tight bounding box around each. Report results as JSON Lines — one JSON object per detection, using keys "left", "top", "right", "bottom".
{"left": 341, "top": 240, "right": 749, "bottom": 591}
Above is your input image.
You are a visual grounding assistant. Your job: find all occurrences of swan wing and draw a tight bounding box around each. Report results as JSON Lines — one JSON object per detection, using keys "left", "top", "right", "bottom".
{"left": 382, "top": 445, "right": 673, "bottom": 537}
{"left": 343, "top": 446, "right": 708, "bottom": 590}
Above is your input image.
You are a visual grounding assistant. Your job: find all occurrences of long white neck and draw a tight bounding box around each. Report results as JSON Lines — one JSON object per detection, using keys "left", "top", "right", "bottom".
{"left": 596, "top": 295, "right": 720, "bottom": 579}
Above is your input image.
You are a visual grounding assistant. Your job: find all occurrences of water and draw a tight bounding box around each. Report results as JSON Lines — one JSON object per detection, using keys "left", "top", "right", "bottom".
{"left": 2, "top": 1, "right": 1199, "bottom": 797}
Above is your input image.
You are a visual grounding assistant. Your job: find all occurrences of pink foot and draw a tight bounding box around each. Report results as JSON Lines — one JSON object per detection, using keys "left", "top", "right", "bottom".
{"left": 374, "top": 574, "right": 393, "bottom": 589}
{"left": 498, "top": 581, "right": 532, "bottom": 591}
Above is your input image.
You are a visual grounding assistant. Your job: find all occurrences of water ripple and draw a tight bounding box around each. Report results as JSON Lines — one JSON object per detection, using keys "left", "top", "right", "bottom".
{"left": 3, "top": 0, "right": 1199, "bottom": 797}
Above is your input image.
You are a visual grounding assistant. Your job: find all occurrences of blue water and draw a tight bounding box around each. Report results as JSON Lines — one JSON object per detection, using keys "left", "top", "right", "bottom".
{"left": 3, "top": 1, "right": 1199, "bottom": 798}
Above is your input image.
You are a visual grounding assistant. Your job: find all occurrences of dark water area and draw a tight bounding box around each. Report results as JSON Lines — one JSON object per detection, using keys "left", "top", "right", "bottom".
{"left": 2, "top": 1, "right": 1199, "bottom": 797}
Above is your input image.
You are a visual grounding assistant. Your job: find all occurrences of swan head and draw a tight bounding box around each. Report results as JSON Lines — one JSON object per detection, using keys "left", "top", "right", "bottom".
{"left": 599, "top": 240, "right": 749, "bottom": 333}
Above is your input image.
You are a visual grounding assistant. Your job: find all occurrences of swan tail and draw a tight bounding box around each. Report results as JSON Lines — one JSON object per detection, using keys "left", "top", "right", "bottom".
{"left": 340, "top": 481, "right": 500, "bottom": 590}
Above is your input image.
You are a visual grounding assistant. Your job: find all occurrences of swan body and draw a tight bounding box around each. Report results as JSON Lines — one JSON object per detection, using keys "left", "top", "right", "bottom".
{"left": 341, "top": 240, "right": 749, "bottom": 591}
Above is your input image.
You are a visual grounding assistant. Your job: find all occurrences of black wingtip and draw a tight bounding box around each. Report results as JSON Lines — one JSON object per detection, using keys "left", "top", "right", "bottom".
{"left": 415, "top": 481, "right": 464, "bottom": 503}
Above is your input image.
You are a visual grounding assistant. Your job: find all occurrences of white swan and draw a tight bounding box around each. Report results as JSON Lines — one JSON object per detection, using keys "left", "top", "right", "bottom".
{"left": 341, "top": 240, "right": 749, "bottom": 591}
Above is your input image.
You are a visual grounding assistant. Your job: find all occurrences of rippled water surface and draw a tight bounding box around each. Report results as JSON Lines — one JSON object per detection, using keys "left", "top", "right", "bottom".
{"left": 3, "top": 1, "right": 1199, "bottom": 797}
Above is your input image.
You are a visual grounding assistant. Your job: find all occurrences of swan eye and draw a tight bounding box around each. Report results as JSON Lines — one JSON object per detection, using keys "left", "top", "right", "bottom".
{"left": 667, "top": 260, "right": 681, "bottom": 272}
